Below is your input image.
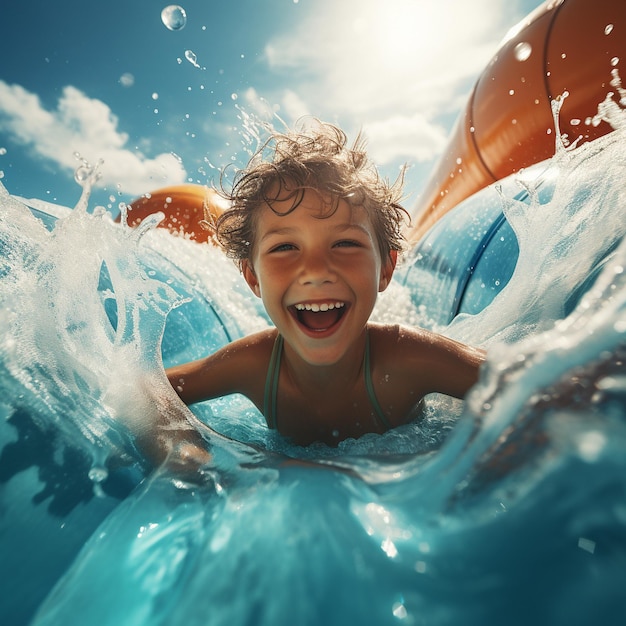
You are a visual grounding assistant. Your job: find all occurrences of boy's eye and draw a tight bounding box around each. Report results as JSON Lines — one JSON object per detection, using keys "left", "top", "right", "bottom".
{"left": 334, "top": 240, "right": 361, "bottom": 248}
{"left": 269, "top": 243, "right": 296, "bottom": 253}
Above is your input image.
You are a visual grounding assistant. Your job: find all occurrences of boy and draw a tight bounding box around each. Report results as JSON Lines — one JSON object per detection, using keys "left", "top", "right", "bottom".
{"left": 166, "top": 121, "right": 485, "bottom": 447}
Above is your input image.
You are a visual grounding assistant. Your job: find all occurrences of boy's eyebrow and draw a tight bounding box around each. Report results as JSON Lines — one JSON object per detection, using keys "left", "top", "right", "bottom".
{"left": 258, "top": 226, "right": 297, "bottom": 242}
{"left": 260, "top": 222, "right": 370, "bottom": 242}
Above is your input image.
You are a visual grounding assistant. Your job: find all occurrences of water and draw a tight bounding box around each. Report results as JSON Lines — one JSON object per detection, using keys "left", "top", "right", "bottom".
{"left": 1, "top": 123, "right": 625, "bottom": 624}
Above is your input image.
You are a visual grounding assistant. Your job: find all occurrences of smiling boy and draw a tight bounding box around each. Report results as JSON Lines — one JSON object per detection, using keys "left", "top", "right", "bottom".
{"left": 166, "top": 121, "right": 485, "bottom": 446}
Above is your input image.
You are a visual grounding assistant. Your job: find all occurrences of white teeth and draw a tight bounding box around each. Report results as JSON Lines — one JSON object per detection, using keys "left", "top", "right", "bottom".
{"left": 294, "top": 301, "right": 345, "bottom": 311}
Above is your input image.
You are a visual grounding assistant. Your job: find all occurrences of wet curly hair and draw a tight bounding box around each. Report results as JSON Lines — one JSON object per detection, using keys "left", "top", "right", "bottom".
{"left": 209, "top": 119, "right": 410, "bottom": 267}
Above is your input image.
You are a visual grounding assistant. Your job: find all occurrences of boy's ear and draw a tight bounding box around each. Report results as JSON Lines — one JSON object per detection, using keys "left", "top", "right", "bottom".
{"left": 242, "top": 260, "right": 261, "bottom": 298}
{"left": 378, "top": 250, "right": 397, "bottom": 292}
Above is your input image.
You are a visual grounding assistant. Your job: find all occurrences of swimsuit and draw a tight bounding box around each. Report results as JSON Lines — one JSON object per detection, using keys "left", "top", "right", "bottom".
{"left": 263, "top": 331, "right": 392, "bottom": 431}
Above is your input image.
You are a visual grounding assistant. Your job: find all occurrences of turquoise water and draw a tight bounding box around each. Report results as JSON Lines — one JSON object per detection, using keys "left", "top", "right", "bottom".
{"left": 1, "top": 124, "right": 626, "bottom": 625}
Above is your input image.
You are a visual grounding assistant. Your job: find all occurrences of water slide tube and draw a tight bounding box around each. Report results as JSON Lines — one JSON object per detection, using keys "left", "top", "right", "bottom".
{"left": 122, "top": 184, "right": 226, "bottom": 243}
{"left": 408, "top": 0, "right": 626, "bottom": 243}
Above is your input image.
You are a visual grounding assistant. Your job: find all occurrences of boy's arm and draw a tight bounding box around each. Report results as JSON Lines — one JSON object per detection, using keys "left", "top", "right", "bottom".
{"left": 166, "top": 329, "right": 274, "bottom": 407}
{"left": 426, "top": 332, "right": 486, "bottom": 399}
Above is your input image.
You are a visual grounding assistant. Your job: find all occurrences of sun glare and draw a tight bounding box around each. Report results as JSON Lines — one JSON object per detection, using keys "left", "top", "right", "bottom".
{"left": 348, "top": 0, "right": 453, "bottom": 73}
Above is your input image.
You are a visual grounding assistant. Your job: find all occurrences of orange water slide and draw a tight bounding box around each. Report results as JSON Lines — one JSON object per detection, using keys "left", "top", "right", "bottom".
{"left": 122, "top": 184, "right": 225, "bottom": 244}
{"left": 408, "top": 0, "right": 626, "bottom": 243}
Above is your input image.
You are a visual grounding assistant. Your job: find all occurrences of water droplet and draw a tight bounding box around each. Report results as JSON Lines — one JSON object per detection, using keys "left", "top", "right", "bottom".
{"left": 151, "top": 92, "right": 159, "bottom": 100}
{"left": 74, "top": 165, "right": 92, "bottom": 183}
{"left": 509, "top": 89, "right": 515, "bottom": 96}
{"left": 392, "top": 602, "right": 407, "bottom": 619}
{"left": 611, "top": 56, "right": 620, "bottom": 67}
{"left": 605, "top": 23, "right": 614, "bottom": 35}
{"left": 184, "top": 49, "right": 202, "bottom": 68}
{"left": 88, "top": 466, "right": 109, "bottom": 483}
{"left": 514, "top": 41, "right": 532, "bottom": 62}
{"left": 231, "top": 93, "right": 238, "bottom": 101}
{"left": 0, "top": 147, "right": 6, "bottom": 155}
{"left": 161, "top": 5, "right": 187, "bottom": 31}
{"left": 119, "top": 73, "right": 135, "bottom": 87}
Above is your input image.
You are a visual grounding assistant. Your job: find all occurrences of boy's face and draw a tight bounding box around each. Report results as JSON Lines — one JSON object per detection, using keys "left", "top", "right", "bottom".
{"left": 242, "top": 188, "right": 396, "bottom": 366}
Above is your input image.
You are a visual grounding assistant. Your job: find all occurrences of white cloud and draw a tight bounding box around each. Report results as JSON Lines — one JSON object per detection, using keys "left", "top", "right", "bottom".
{"left": 0, "top": 81, "right": 187, "bottom": 195}
{"left": 261, "top": 0, "right": 519, "bottom": 164}
{"left": 279, "top": 90, "right": 311, "bottom": 122}
{"left": 362, "top": 114, "right": 449, "bottom": 164}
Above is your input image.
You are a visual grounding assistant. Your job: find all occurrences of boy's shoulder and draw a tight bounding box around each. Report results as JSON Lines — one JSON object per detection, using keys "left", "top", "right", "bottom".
{"left": 368, "top": 322, "right": 433, "bottom": 344}
{"left": 226, "top": 327, "right": 278, "bottom": 354}
{"left": 367, "top": 322, "right": 469, "bottom": 365}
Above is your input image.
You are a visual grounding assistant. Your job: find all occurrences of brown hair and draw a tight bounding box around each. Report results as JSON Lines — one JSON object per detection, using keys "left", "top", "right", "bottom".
{"left": 210, "top": 119, "right": 409, "bottom": 266}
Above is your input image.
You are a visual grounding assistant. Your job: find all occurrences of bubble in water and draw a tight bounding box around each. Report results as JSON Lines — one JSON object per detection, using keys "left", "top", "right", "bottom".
{"left": 161, "top": 5, "right": 187, "bottom": 31}
{"left": 0, "top": 147, "right": 7, "bottom": 156}
{"left": 605, "top": 23, "right": 614, "bottom": 35}
{"left": 514, "top": 41, "right": 532, "bottom": 62}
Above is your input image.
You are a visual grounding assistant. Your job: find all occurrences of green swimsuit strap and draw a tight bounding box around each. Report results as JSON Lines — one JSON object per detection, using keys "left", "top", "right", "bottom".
{"left": 263, "top": 333, "right": 283, "bottom": 429}
{"left": 364, "top": 330, "right": 392, "bottom": 430}
{"left": 264, "top": 332, "right": 389, "bottom": 432}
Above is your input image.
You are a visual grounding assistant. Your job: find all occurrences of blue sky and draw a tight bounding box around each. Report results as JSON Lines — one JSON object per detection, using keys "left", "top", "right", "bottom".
{"left": 0, "top": 0, "right": 544, "bottom": 213}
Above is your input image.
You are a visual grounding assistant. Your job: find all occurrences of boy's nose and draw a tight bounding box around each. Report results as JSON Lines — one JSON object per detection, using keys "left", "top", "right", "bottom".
{"left": 298, "top": 250, "right": 336, "bottom": 285}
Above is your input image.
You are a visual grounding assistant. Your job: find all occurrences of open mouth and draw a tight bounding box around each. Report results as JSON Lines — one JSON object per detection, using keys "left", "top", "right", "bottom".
{"left": 289, "top": 301, "right": 347, "bottom": 332}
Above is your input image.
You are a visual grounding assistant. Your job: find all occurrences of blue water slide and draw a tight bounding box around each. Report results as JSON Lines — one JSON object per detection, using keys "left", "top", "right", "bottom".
{"left": 397, "top": 160, "right": 612, "bottom": 326}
